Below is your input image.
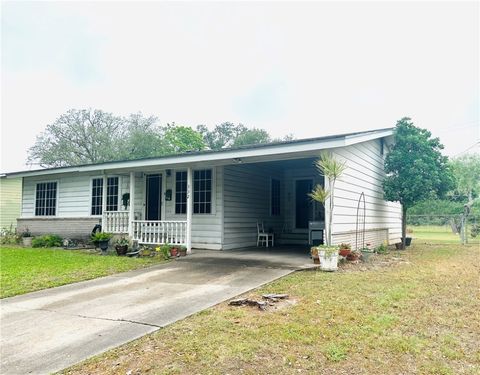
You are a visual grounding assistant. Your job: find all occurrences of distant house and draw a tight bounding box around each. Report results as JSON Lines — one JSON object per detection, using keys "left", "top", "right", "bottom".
{"left": 6, "top": 128, "right": 402, "bottom": 251}
{"left": 0, "top": 176, "right": 22, "bottom": 231}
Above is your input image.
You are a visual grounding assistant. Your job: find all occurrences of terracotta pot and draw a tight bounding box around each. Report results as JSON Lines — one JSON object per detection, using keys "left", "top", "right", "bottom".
{"left": 170, "top": 248, "right": 179, "bottom": 257}
{"left": 346, "top": 252, "right": 360, "bottom": 261}
{"left": 313, "top": 257, "right": 320, "bottom": 264}
{"left": 115, "top": 245, "right": 128, "bottom": 256}
{"left": 339, "top": 249, "right": 351, "bottom": 257}
{"left": 179, "top": 249, "right": 187, "bottom": 257}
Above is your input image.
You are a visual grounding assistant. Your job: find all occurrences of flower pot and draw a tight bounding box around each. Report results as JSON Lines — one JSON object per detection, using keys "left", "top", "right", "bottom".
{"left": 319, "top": 250, "right": 339, "bottom": 271}
{"left": 115, "top": 245, "right": 128, "bottom": 256}
{"left": 170, "top": 248, "right": 179, "bottom": 257}
{"left": 98, "top": 239, "right": 109, "bottom": 254}
{"left": 405, "top": 237, "right": 412, "bottom": 246}
{"left": 22, "top": 237, "right": 33, "bottom": 247}
{"left": 361, "top": 250, "right": 374, "bottom": 262}
{"left": 339, "top": 249, "right": 351, "bottom": 257}
{"left": 346, "top": 252, "right": 360, "bottom": 261}
{"left": 312, "top": 256, "right": 320, "bottom": 264}
{"left": 179, "top": 248, "right": 187, "bottom": 257}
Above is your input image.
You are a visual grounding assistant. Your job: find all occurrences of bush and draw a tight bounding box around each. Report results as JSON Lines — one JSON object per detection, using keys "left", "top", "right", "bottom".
{"left": 0, "top": 226, "right": 20, "bottom": 245}
{"left": 31, "top": 234, "right": 63, "bottom": 248}
{"left": 471, "top": 224, "right": 480, "bottom": 238}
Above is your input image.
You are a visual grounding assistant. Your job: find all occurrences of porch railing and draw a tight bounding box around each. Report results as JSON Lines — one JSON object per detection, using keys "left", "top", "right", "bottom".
{"left": 132, "top": 220, "right": 187, "bottom": 245}
{"left": 103, "top": 210, "right": 129, "bottom": 233}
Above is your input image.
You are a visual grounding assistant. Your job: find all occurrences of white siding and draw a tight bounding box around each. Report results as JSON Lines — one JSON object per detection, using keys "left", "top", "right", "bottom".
{"left": 331, "top": 139, "right": 402, "bottom": 247}
{"left": 223, "top": 164, "right": 284, "bottom": 250}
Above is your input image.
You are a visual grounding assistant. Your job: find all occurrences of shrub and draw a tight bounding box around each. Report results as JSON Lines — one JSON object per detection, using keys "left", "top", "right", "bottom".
{"left": 0, "top": 226, "right": 20, "bottom": 245}
{"left": 31, "top": 234, "right": 63, "bottom": 248}
{"left": 156, "top": 244, "right": 171, "bottom": 260}
{"left": 375, "top": 242, "right": 389, "bottom": 254}
{"left": 471, "top": 224, "right": 479, "bottom": 238}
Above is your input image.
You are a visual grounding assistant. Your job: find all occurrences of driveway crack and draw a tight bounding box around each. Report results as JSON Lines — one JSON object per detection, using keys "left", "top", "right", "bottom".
{"left": 35, "top": 308, "right": 161, "bottom": 328}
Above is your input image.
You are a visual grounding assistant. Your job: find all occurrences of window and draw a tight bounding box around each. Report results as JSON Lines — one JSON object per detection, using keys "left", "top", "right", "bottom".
{"left": 35, "top": 182, "right": 57, "bottom": 216}
{"left": 175, "top": 171, "right": 187, "bottom": 214}
{"left": 90, "top": 177, "right": 119, "bottom": 215}
{"left": 106, "top": 177, "right": 119, "bottom": 211}
{"left": 194, "top": 169, "right": 212, "bottom": 214}
{"left": 91, "top": 178, "right": 103, "bottom": 215}
{"left": 271, "top": 179, "right": 280, "bottom": 216}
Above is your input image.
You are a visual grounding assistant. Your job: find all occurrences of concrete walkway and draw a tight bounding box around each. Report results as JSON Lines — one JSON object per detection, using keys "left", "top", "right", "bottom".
{"left": 0, "top": 248, "right": 312, "bottom": 375}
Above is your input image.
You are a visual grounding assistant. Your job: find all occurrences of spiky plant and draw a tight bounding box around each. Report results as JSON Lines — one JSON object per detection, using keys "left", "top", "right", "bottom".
{"left": 310, "top": 152, "right": 347, "bottom": 245}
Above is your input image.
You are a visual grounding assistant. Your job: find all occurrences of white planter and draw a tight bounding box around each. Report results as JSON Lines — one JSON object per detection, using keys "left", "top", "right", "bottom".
{"left": 319, "top": 250, "right": 339, "bottom": 271}
{"left": 22, "top": 237, "right": 32, "bottom": 247}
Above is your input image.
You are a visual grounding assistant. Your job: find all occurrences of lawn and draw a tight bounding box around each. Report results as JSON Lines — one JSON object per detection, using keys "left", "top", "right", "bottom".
{"left": 62, "top": 243, "right": 480, "bottom": 375}
{"left": 0, "top": 247, "right": 167, "bottom": 298}
{"left": 409, "top": 225, "right": 480, "bottom": 245}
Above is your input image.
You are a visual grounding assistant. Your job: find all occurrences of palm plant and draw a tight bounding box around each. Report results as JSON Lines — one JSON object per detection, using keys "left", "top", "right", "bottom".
{"left": 308, "top": 152, "right": 347, "bottom": 246}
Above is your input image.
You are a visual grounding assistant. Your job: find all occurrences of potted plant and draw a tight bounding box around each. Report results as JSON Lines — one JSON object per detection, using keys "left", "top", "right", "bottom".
{"left": 20, "top": 227, "right": 33, "bottom": 247}
{"left": 114, "top": 237, "right": 129, "bottom": 256}
{"left": 179, "top": 245, "right": 187, "bottom": 257}
{"left": 317, "top": 245, "right": 339, "bottom": 271}
{"left": 310, "top": 247, "right": 320, "bottom": 264}
{"left": 405, "top": 237, "right": 412, "bottom": 246}
{"left": 169, "top": 245, "right": 179, "bottom": 257}
{"left": 91, "top": 232, "right": 113, "bottom": 255}
{"left": 346, "top": 249, "right": 361, "bottom": 261}
{"left": 338, "top": 243, "right": 351, "bottom": 257}
{"left": 360, "top": 247, "right": 375, "bottom": 262}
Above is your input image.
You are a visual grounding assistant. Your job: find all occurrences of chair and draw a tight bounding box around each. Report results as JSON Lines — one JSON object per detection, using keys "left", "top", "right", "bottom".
{"left": 257, "top": 221, "right": 274, "bottom": 247}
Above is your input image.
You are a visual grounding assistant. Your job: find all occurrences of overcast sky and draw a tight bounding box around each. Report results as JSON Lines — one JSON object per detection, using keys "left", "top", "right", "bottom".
{"left": 1, "top": 1, "right": 479, "bottom": 173}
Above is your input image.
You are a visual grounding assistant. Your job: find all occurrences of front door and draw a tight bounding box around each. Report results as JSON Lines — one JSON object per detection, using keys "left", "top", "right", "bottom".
{"left": 295, "top": 179, "right": 313, "bottom": 229}
{"left": 145, "top": 174, "right": 162, "bottom": 220}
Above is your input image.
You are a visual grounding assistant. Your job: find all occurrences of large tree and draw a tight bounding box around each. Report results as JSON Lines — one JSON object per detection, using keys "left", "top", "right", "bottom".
{"left": 383, "top": 117, "right": 454, "bottom": 249}
{"left": 28, "top": 109, "right": 207, "bottom": 167}
{"left": 450, "top": 153, "right": 480, "bottom": 244}
{"left": 28, "top": 109, "right": 125, "bottom": 167}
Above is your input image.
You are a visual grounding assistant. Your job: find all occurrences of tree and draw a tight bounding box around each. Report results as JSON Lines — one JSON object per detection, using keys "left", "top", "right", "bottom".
{"left": 383, "top": 118, "right": 455, "bottom": 248}
{"left": 232, "top": 128, "right": 271, "bottom": 147}
{"left": 163, "top": 124, "right": 206, "bottom": 153}
{"left": 28, "top": 110, "right": 207, "bottom": 167}
{"left": 28, "top": 109, "right": 125, "bottom": 167}
{"left": 309, "top": 152, "right": 347, "bottom": 246}
{"left": 450, "top": 154, "right": 480, "bottom": 244}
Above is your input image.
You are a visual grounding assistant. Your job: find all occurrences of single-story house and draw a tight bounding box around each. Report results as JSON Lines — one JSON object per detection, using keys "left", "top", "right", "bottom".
{"left": 0, "top": 176, "right": 22, "bottom": 231}
{"left": 6, "top": 128, "right": 402, "bottom": 252}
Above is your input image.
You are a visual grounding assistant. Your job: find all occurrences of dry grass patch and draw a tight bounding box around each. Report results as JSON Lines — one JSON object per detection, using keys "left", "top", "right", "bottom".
{"left": 62, "top": 244, "right": 480, "bottom": 375}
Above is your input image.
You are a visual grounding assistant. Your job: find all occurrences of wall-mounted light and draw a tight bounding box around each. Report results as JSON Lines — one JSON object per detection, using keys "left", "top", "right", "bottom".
{"left": 166, "top": 169, "right": 172, "bottom": 177}
{"left": 233, "top": 158, "right": 243, "bottom": 164}
{"left": 165, "top": 189, "right": 172, "bottom": 201}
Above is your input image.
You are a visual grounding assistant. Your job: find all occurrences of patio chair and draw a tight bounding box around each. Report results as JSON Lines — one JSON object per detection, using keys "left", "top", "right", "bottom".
{"left": 257, "top": 221, "right": 274, "bottom": 247}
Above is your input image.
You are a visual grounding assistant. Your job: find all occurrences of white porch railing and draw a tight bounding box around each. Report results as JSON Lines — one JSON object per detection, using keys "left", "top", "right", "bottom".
{"left": 103, "top": 211, "right": 129, "bottom": 233}
{"left": 132, "top": 220, "right": 187, "bottom": 245}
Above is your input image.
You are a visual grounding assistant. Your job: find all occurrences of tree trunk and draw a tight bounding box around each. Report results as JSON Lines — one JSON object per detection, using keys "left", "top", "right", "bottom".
{"left": 401, "top": 206, "right": 407, "bottom": 250}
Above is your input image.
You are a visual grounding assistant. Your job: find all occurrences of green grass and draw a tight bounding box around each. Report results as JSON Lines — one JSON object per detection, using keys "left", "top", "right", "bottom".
{"left": 0, "top": 246, "right": 167, "bottom": 298}
{"left": 408, "top": 225, "right": 480, "bottom": 244}
{"left": 63, "top": 243, "right": 480, "bottom": 375}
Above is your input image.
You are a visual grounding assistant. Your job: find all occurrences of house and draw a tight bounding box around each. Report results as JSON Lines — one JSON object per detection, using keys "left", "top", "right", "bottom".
{"left": 5, "top": 128, "right": 402, "bottom": 252}
{"left": 0, "top": 176, "right": 22, "bottom": 231}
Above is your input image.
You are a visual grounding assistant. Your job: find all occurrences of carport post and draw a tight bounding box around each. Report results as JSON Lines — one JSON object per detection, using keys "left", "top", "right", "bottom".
{"left": 128, "top": 171, "right": 135, "bottom": 237}
{"left": 186, "top": 167, "right": 193, "bottom": 254}
{"left": 101, "top": 173, "right": 107, "bottom": 232}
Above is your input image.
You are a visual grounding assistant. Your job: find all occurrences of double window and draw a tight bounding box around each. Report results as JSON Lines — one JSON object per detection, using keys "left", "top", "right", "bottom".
{"left": 35, "top": 182, "right": 57, "bottom": 216}
{"left": 175, "top": 169, "right": 213, "bottom": 214}
{"left": 91, "top": 177, "right": 119, "bottom": 215}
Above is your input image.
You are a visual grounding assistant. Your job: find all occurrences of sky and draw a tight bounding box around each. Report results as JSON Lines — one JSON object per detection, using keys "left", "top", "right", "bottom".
{"left": 1, "top": 1, "right": 479, "bottom": 173}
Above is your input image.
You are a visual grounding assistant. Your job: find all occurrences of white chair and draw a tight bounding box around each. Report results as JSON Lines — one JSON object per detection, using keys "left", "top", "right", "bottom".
{"left": 257, "top": 221, "right": 274, "bottom": 247}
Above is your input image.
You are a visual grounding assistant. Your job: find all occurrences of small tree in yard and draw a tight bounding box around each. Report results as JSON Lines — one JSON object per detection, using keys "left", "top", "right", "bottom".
{"left": 309, "top": 152, "right": 347, "bottom": 246}
{"left": 383, "top": 118, "right": 454, "bottom": 249}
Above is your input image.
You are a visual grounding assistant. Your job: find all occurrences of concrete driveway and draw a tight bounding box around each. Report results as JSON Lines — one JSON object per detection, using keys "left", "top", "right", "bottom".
{"left": 0, "top": 248, "right": 311, "bottom": 374}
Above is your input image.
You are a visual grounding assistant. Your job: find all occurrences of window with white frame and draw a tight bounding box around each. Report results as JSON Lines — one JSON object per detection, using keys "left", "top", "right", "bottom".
{"left": 90, "top": 177, "right": 119, "bottom": 214}
{"left": 271, "top": 178, "right": 281, "bottom": 216}
{"left": 35, "top": 182, "right": 57, "bottom": 216}
{"left": 106, "top": 177, "right": 119, "bottom": 211}
{"left": 91, "top": 178, "right": 103, "bottom": 215}
{"left": 175, "top": 171, "right": 187, "bottom": 214}
{"left": 193, "top": 169, "right": 212, "bottom": 214}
